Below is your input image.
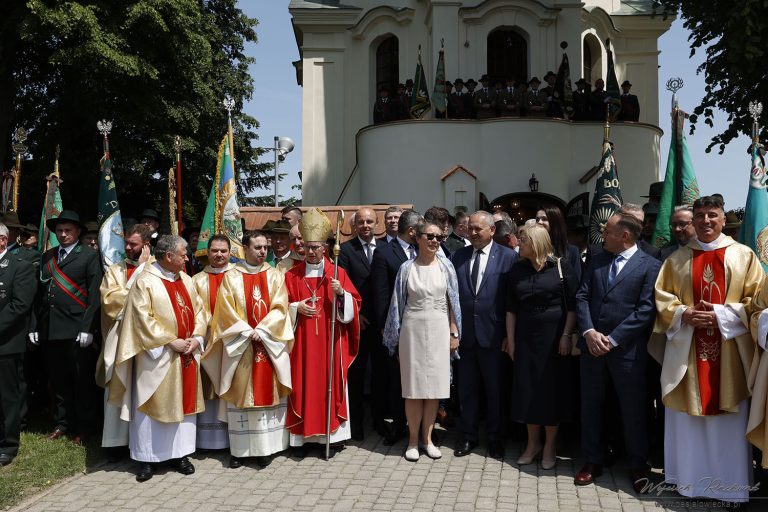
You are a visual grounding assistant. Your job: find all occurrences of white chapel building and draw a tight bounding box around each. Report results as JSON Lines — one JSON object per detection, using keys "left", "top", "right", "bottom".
{"left": 289, "top": 0, "right": 672, "bottom": 218}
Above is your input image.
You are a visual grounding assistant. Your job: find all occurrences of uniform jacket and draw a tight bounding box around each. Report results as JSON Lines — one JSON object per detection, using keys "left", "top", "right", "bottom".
{"left": 0, "top": 251, "right": 36, "bottom": 355}
{"left": 34, "top": 243, "right": 103, "bottom": 341}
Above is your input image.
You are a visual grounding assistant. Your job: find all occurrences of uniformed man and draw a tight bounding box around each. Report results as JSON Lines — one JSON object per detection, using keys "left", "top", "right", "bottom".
{"left": 524, "top": 77, "right": 547, "bottom": 117}
{"left": 464, "top": 78, "right": 478, "bottom": 119}
{"left": 373, "top": 86, "right": 394, "bottom": 125}
{"left": 573, "top": 78, "right": 592, "bottom": 121}
{"left": 0, "top": 222, "right": 37, "bottom": 467}
{"left": 140, "top": 208, "right": 161, "bottom": 246}
{"left": 29, "top": 210, "right": 103, "bottom": 444}
{"left": 590, "top": 78, "right": 608, "bottom": 120}
{"left": 474, "top": 74, "right": 496, "bottom": 119}
{"left": 498, "top": 77, "right": 520, "bottom": 117}
{"left": 618, "top": 80, "right": 640, "bottom": 122}
{"left": 266, "top": 220, "right": 292, "bottom": 267}
{"left": 81, "top": 221, "right": 99, "bottom": 251}
{"left": 404, "top": 78, "right": 414, "bottom": 98}
{"left": 451, "top": 79, "right": 468, "bottom": 119}
{"left": 0, "top": 212, "right": 40, "bottom": 268}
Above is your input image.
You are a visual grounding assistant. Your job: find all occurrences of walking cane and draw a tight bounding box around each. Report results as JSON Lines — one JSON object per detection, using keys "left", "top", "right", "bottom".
{"left": 326, "top": 210, "right": 345, "bottom": 460}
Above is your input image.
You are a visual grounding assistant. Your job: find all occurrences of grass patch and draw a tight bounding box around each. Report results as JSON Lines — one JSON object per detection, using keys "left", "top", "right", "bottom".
{"left": 0, "top": 431, "right": 89, "bottom": 510}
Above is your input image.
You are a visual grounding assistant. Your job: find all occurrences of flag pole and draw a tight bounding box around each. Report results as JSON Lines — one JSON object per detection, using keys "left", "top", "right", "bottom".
{"left": 666, "top": 78, "right": 685, "bottom": 206}
{"left": 174, "top": 135, "right": 183, "bottom": 233}
{"left": 11, "top": 128, "right": 28, "bottom": 213}
{"left": 326, "top": 210, "right": 345, "bottom": 461}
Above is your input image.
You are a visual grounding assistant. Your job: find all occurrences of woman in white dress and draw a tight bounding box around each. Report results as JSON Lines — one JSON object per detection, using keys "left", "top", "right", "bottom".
{"left": 383, "top": 221, "right": 461, "bottom": 461}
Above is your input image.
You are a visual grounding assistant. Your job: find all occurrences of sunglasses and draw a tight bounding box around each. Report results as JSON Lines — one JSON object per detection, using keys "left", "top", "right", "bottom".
{"left": 421, "top": 233, "right": 446, "bottom": 242}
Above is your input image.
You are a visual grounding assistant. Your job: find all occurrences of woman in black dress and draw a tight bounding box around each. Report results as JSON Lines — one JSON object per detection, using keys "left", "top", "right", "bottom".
{"left": 535, "top": 206, "right": 582, "bottom": 284}
{"left": 504, "top": 225, "right": 578, "bottom": 470}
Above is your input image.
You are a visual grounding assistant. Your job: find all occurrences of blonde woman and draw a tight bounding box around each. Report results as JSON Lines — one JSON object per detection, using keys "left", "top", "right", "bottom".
{"left": 504, "top": 225, "right": 577, "bottom": 469}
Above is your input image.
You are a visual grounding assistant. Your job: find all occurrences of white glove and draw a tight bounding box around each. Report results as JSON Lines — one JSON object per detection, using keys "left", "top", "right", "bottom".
{"left": 76, "top": 332, "right": 94, "bottom": 348}
{"left": 28, "top": 332, "right": 39, "bottom": 345}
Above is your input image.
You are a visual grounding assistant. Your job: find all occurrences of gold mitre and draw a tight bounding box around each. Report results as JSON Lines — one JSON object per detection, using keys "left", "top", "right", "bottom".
{"left": 299, "top": 207, "right": 333, "bottom": 242}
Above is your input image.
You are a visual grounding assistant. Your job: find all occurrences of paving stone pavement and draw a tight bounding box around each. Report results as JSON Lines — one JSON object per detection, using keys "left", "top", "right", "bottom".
{"left": 9, "top": 427, "right": 746, "bottom": 511}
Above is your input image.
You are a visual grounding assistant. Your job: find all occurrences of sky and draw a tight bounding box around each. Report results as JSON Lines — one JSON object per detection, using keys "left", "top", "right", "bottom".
{"left": 243, "top": 2, "right": 753, "bottom": 209}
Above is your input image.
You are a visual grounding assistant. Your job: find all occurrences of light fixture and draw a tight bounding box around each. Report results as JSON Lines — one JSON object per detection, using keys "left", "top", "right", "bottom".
{"left": 529, "top": 173, "right": 539, "bottom": 192}
{"left": 273, "top": 136, "right": 295, "bottom": 206}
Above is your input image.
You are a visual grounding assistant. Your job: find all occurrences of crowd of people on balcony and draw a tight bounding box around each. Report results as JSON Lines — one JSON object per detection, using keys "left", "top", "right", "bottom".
{"left": 373, "top": 72, "right": 640, "bottom": 125}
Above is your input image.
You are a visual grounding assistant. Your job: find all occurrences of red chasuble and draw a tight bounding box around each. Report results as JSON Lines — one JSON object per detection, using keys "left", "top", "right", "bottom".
{"left": 207, "top": 272, "right": 226, "bottom": 313}
{"left": 160, "top": 278, "right": 198, "bottom": 415}
{"left": 284, "top": 260, "right": 361, "bottom": 437}
{"left": 243, "top": 271, "right": 275, "bottom": 406}
{"left": 126, "top": 263, "right": 138, "bottom": 281}
{"left": 691, "top": 247, "right": 727, "bottom": 415}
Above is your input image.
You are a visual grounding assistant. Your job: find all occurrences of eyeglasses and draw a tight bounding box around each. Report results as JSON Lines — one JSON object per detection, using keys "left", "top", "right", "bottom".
{"left": 670, "top": 221, "right": 692, "bottom": 229}
{"left": 421, "top": 233, "right": 446, "bottom": 242}
{"left": 305, "top": 245, "right": 324, "bottom": 252}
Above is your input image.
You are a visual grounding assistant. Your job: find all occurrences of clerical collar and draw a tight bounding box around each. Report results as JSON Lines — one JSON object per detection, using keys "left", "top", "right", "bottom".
{"left": 152, "top": 261, "right": 178, "bottom": 281}
{"left": 305, "top": 259, "right": 324, "bottom": 278}
{"left": 208, "top": 264, "right": 229, "bottom": 274}
{"left": 696, "top": 234, "right": 725, "bottom": 252}
{"left": 240, "top": 261, "right": 263, "bottom": 273}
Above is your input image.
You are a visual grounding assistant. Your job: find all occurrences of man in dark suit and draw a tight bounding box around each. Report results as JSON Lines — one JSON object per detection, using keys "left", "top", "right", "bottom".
{"left": 0, "top": 222, "right": 37, "bottom": 466}
{"left": 445, "top": 211, "right": 470, "bottom": 254}
{"left": 29, "top": 210, "right": 103, "bottom": 444}
{"left": 373, "top": 86, "right": 395, "bottom": 125}
{"left": 452, "top": 211, "right": 518, "bottom": 458}
{"left": 339, "top": 207, "right": 386, "bottom": 440}
{"left": 370, "top": 209, "right": 423, "bottom": 444}
{"left": 618, "top": 80, "right": 640, "bottom": 122}
{"left": 575, "top": 212, "right": 660, "bottom": 493}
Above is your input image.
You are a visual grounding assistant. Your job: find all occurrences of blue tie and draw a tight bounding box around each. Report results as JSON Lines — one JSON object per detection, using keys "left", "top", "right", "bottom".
{"left": 607, "top": 254, "right": 623, "bottom": 286}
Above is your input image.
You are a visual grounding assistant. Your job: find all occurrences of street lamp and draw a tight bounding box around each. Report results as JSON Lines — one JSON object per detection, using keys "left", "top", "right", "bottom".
{"left": 272, "top": 136, "right": 295, "bottom": 206}
{"left": 528, "top": 173, "right": 539, "bottom": 192}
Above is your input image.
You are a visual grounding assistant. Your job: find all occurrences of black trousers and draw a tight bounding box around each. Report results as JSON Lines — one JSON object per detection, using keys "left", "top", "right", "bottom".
{"left": 580, "top": 349, "right": 648, "bottom": 469}
{"left": 458, "top": 346, "right": 502, "bottom": 444}
{"left": 42, "top": 339, "right": 99, "bottom": 435}
{"left": 348, "top": 327, "right": 388, "bottom": 429}
{"left": 0, "top": 353, "right": 25, "bottom": 455}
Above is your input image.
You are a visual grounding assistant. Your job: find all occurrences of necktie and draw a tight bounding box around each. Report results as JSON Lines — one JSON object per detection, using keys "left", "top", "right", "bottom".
{"left": 607, "top": 255, "right": 623, "bottom": 286}
{"left": 58, "top": 247, "right": 67, "bottom": 263}
{"left": 470, "top": 249, "right": 482, "bottom": 291}
{"left": 364, "top": 243, "right": 372, "bottom": 264}
{"left": 408, "top": 245, "right": 416, "bottom": 260}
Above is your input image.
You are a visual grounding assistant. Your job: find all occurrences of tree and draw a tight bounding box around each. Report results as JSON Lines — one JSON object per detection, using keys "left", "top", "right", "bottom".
{"left": 0, "top": 0, "right": 271, "bottom": 225}
{"left": 655, "top": 1, "right": 768, "bottom": 153}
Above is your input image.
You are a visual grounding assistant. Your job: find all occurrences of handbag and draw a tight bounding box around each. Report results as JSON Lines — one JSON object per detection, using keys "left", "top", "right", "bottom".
{"left": 556, "top": 257, "right": 581, "bottom": 356}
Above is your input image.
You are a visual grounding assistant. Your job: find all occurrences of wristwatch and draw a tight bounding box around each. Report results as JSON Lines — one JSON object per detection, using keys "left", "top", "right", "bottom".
{"left": 450, "top": 332, "right": 459, "bottom": 338}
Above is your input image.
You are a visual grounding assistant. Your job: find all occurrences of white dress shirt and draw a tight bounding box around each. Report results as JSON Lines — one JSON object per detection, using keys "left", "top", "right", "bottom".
{"left": 469, "top": 241, "right": 493, "bottom": 293}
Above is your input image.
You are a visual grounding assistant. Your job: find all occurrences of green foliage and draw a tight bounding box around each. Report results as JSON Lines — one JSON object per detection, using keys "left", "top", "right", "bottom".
{"left": 654, "top": 1, "right": 768, "bottom": 154}
{"left": 0, "top": 0, "right": 270, "bottom": 225}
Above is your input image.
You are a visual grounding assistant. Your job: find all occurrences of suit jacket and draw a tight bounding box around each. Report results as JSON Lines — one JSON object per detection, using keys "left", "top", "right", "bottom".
{"left": 7, "top": 243, "right": 41, "bottom": 270}
{"left": 0, "top": 251, "right": 36, "bottom": 355}
{"left": 585, "top": 239, "right": 660, "bottom": 267}
{"left": 370, "top": 238, "right": 409, "bottom": 331}
{"left": 35, "top": 243, "right": 103, "bottom": 341}
{"left": 443, "top": 232, "right": 467, "bottom": 255}
{"left": 339, "top": 237, "right": 376, "bottom": 321}
{"left": 575, "top": 247, "right": 661, "bottom": 360}
{"left": 452, "top": 242, "right": 518, "bottom": 349}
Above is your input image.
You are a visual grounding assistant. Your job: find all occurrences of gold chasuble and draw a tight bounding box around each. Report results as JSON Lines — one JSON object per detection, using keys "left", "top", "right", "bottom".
{"left": 193, "top": 263, "right": 233, "bottom": 399}
{"left": 205, "top": 262, "right": 293, "bottom": 414}
{"left": 108, "top": 264, "right": 206, "bottom": 423}
{"left": 97, "top": 259, "right": 151, "bottom": 388}
{"left": 653, "top": 236, "right": 764, "bottom": 416}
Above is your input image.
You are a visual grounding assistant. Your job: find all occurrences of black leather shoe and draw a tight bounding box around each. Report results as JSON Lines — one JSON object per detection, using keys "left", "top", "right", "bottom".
{"left": 136, "top": 463, "right": 154, "bottom": 482}
{"left": 255, "top": 456, "right": 270, "bottom": 468}
{"left": 175, "top": 456, "right": 195, "bottom": 475}
{"left": 0, "top": 453, "right": 15, "bottom": 466}
{"left": 229, "top": 456, "right": 243, "bottom": 469}
{"left": 454, "top": 439, "right": 477, "bottom": 457}
{"left": 488, "top": 440, "right": 505, "bottom": 459}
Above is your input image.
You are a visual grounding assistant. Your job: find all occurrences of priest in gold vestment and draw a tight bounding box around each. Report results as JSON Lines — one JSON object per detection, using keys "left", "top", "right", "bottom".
{"left": 109, "top": 235, "right": 206, "bottom": 482}
{"left": 98, "top": 224, "right": 152, "bottom": 453}
{"left": 192, "top": 234, "right": 234, "bottom": 450}
{"left": 206, "top": 230, "right": 293, "bottom": 468}
{"left": 653, "top": 195, "right": 764, "bottom": 502}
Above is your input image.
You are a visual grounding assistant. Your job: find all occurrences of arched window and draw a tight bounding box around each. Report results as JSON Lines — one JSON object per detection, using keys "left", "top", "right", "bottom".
{"left": 582, "top": 34, "right": 602, "bottom": 84}
{"left": 487, "top": 28, "right": 527, "bottom": 85}
{"left": 376, "top": 36, "right": 399, "bottom": 96}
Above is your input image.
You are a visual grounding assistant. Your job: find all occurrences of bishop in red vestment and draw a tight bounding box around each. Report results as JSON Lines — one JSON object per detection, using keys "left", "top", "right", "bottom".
{"left": 283, "top": 208, "right": 360, "bottom": 450}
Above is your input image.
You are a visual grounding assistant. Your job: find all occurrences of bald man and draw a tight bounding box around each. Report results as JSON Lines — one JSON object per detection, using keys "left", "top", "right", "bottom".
{"left": 338, "top": 207, "right": 384, "bottom": 440}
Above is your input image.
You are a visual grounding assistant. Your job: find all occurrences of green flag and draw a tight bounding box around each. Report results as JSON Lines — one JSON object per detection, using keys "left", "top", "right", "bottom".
{"left": 588, "top": 140, "right": 624, "bottom": 245}
{"left": 97, "top": 137, "right": 125, "bottom": 268}
{"left": 196, "top": 132, "right": 244, "bottom": 260}
{"left": 38, "top": 165, "right": 63, "bottom": 253}
{"left": 432, "top": 48, "right": 446, "bottom": 116}
{"left": 739, "top": 144, "right": 768, "bottom": 271}
{"left": 410, "top": 49, "right": 431, "bottom": 119}
{"left": 605, "top": 40, "right": 621, "bottom": 121}
{"left": 652, "top": 108, "right": 700, "bottom": 248}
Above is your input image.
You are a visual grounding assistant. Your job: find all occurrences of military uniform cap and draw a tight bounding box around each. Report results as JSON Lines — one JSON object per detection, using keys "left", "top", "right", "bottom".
{"left": 299, "top": 208, "right": 332, "bottom": 243}
{"left": 271, "top": 219, "right": 292, "bottom": 233}
{"left": 261, "top": 219, "right": 277, "bottom": 232}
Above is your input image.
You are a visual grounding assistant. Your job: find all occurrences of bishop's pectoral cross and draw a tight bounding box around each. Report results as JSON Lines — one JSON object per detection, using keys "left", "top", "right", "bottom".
{"left": 308, "top": 291, "right": 323, "bottom": 335}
